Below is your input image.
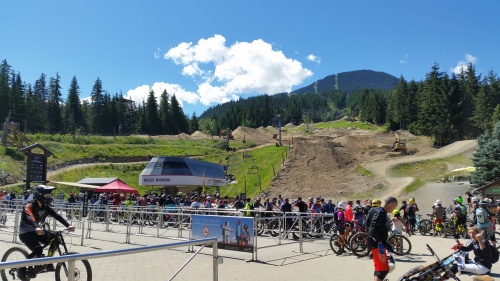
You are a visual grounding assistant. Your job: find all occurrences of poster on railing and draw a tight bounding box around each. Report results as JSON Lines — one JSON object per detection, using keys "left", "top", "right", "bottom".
{"left": 191, "top": 215, "right": 254, "bottom": 253}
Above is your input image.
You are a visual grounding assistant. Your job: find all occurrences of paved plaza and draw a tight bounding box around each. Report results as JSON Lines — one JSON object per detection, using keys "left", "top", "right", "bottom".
{"left": 1, "top": 220, "right": 499, "bottom": 281}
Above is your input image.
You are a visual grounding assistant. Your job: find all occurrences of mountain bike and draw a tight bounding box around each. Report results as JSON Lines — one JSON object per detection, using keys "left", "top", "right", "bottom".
{"left": 329, "top": 224, "right": 352, "bottom": 255}
{"left": 387, "top": 234, "right": 412, "bottom": 255}
{"left": 1, "top": 228, "right": 92, "bottom": 281}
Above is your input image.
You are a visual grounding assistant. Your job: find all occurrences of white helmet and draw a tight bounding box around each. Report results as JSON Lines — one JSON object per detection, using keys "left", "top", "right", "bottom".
{"left": 435, "top": 199, "right": 442, "bottom": 205}
{"left": 472, "top": 197, "right": 478, "bottom": 203}
{"left": 338, "top": 201, "right": 347, "bottom": 209}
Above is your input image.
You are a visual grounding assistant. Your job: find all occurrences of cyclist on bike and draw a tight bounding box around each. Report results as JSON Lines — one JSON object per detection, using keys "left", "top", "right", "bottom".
{"left": 453, "top": 196, "right": 468, "bottom": 239}
{"left": 476, "top": 200, "right": 496, "bottom": 247}
{"left": 18, "top": 185, "right": 75, "bottom": 280}
{"left": 335, "top": 201, "right": 347, "bottom": 255}
{"left": 405, "top": 198, "right": 419, "bottom": 234}
{"left": 433, "top": 199, "right": 446, "bottom": 236}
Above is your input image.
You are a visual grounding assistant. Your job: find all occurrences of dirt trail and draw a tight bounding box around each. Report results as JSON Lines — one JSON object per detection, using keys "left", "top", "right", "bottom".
{"left": 364, "top": 140, "right": 477, "bottom": 197}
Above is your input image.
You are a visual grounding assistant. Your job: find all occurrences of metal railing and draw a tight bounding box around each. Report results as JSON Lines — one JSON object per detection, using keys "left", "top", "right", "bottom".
{"left": 0, "top": 237, "right": 219, "bottom": 281}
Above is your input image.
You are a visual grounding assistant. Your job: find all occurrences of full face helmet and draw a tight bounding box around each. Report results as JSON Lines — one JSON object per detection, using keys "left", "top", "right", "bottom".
{"left": 34, "top": 185, "right": 56, "bottom": 205}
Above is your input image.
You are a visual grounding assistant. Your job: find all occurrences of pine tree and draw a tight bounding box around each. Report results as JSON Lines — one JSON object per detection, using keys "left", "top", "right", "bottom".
{"left": 170, "top": 94, "right": 188, "bottom": 134}
{"left": 64, "top": 76, "right": 83, "bottom": 134}
{"left": 145, "top": 90, "right": 161, "bottom": 135}
{"left": 159, "top": 90, "right": 170, "bottom": 134}
{"left": 10, "top": 72, "right": 25, "bottom": 126}
{"left": 90, "top": 78, "right": 105, "bottom": 134}
{"left": 189, "top": 112, "right": 199, "bottom": 133}
{"left": 31, "top": 73, "right": 49, "bottom": 132}
{"left": 471, "top": 122, "right": 500, "bottom": 185}
{"left": 48, "top": 73, "right": 63, "bottom": 133}
{"left": 0, "top": 60, "right": 11, "bottom": 121}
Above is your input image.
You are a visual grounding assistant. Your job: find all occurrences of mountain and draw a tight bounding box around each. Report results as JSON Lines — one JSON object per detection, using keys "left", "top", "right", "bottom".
{"left": 290, "top": 69, "right": 399, "bottom": 95}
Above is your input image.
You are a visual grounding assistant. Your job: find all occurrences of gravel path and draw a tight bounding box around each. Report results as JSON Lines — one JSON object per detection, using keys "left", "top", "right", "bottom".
{"left": 405, "top": 181, "right": 471, "bottom": 213}
{"left": 364, "top": 140, "right": 477, "bottom": 197}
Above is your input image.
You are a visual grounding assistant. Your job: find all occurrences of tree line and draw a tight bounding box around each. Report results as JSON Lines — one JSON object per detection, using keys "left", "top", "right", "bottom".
{"left": 0, "top": 59, "right": 196, "bottom": 136}
{"left": 1, "top": 59, "right": 499, "bottom": 144}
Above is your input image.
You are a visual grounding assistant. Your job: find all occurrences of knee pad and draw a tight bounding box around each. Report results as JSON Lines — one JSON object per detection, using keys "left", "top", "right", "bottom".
{"left": 374, "top": 270, "right": 389, "bottom": 280}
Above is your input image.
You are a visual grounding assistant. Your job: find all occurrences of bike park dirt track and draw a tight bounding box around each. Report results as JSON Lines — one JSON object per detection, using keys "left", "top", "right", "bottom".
{"left": 45, "top": 125, "right": 478, "bottom": 209}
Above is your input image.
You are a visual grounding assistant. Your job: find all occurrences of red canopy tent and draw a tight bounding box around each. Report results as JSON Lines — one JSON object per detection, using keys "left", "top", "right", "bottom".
{"left": 94, "top": 179, "right": 138, "bottom": 194}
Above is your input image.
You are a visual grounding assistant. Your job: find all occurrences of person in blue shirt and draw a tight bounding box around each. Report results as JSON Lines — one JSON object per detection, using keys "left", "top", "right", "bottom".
{"left": 476, "top": 200, "right": 496, "bottom": 247}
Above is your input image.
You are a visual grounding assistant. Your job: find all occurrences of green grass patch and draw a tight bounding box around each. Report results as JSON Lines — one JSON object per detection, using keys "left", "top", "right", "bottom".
{"left": 391, "top": 154, "right": 472, "bottom": 182}
{"left": 313, "top": 120, "right": 386, "bottom": 131}
{"left": 404, "top": 179, "right": 426, "bottom": 194}
{"left": 47, "top": 144, "right": 288, "bottom": 198}
{"left": 356, "top": 165, "right": 374, "bottom": 177}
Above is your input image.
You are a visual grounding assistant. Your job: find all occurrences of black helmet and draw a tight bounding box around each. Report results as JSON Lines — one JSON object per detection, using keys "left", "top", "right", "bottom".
{"left": 34, "top": 185, "right": 56, "bottom": 205}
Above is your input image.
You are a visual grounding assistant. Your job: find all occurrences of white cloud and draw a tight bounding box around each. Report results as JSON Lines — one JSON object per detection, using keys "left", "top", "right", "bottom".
{"left": 306, "top": 54, "right": 321, "bottom": 64}
{"left": 163, "top": 35, "right": 313, "bottom": 105}
{"left": 125, "top": 83, "right": 199, "bottom": 108}
{"left": 399, "top": 54, "right": 408, "bottom": 64}
{"left": 452, "top": 53, "right": 478, "bottom": 74}
{"left": 154, "top": 48, "right": 161, "bottom": 60}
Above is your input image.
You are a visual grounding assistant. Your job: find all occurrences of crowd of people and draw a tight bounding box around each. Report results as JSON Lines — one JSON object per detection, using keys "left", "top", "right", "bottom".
{"left": 2, "top": 186, "right": 499, "bottom": 280}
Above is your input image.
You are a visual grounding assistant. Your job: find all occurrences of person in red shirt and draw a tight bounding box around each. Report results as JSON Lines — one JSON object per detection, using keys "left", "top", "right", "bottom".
{"left": 345, "top": 200, "right": 354, "bottom": 225}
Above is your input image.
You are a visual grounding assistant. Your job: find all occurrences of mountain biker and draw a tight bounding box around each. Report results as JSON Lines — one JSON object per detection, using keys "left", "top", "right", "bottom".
{"left": 405, "top": 198, "right": 419, "bottom": 233}
{"left": 354, "top": 205, "right": 366, "bottom": 227}
{"left": 366, "top": 197, "right": 398, "bottom": 281}
{"left": 335, "top": 201, "right": 347, "bottom": 255}
{"left": 454, "top": 196, "right": 468, "bottom": 239}
{"left": 18, "top": 185, "right": 75, "bottom": 280}
{"left": 433, "top": 199, "right": 446, "bottom": 236}
{"left": 399, "top": 200, "right": 408, "bottom": 221}
{"left": 390, "top": 209, "right": 404, "bottom": 235}
{"left": 446, "top": 226, "right": 493, "bottom": 276}
{"left": 476, "top": 200, "right": 496, "bottom": 247}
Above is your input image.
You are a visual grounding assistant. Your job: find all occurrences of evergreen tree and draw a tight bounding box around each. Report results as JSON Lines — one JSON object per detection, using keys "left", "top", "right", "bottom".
{"left": 189, "top": 112, "right": 199, "bottom": 133}
{"left": 170, "top": 95, "right": 188, "bottom": 134}
{"left": 90, "top": 78, "right": 105, "bottom": 134}
{"left": 0, "top": 60, "right": 11, "bottom": 120}
{"left": 48, "top": 73, "right": 63, "bottom": 133}
{"left": 31, "top": 73, "right": 49, "bottom": 132}
{"left": 145, "top": 90, "right": 161, "bottom": 135}
{"left": 64, "top": 76, "right": 83, "bottom": 134}
{"left": 10, "top": 72, "right": 25, "bottom": 126}
{"left": 418, "top": 63, "right": 449, "bottom": 143}
{"left": 471, "top": 121, "right": 500, "bottom": 185}
{"left": 460, "top": 63, "right": 481, "bottom": 138}
{"left": 159, "top": 90, "right": 171, "bottom": 134}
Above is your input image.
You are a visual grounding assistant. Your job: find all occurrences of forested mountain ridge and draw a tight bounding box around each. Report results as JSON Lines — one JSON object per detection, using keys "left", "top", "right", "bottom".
{"left": 290, "top": 70, "right": 399, "bottom": 95}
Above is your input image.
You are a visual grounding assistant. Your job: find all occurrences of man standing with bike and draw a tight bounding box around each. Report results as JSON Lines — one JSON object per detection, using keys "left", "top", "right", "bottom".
{"left": 17, "top": 185, "right": 75, "bottom": 280}
{"left": 366, "top": 197, "right": 398, "bottom": 281}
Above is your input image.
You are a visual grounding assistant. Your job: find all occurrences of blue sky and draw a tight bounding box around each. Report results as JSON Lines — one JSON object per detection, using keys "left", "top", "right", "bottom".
{"left": 2, "top": 1, "right": 500, "bottom": 116}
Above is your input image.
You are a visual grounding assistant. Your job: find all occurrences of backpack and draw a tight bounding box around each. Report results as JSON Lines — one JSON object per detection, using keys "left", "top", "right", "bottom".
{"left": 490, "top": 243, "right": 499, "bottom": 264}
{"left": 459, "top": 204, "right": 467, "bottom": 216}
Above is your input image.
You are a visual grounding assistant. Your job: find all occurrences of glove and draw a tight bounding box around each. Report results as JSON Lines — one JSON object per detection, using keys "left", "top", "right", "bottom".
{"left": 378, "top": 243, "right": 385, "bottom": 254}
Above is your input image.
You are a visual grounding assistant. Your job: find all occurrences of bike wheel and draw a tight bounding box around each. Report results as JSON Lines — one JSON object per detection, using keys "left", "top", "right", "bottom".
{"left": 496, "top": 232, "right": 500, "bottom": 249}
{"left": 268, "top": 220, "right": 280, "bottom": 237}
{"left": 349, "top": 232, "right": 370, "bottom": 257}
{"left": 398, "top": 265, "right": 423, "bottom": 281}
{"left": 387, "top": 234, "right": 412, "bottom": 255}
{"left": 55, "top": 252, "right": 92, "bottom": 281}
{"left": 418, "top": 220, "right": 431, "bottom": 235}
{"left": 329, "top": 234, "right": 344, "bottom": 255}
{"left": 1, "top": 247, "right": 29, "bottom": 281}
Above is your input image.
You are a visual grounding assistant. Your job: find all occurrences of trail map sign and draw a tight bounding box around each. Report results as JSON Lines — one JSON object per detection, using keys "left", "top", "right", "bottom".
{"left": 28, "top": 154, "right": 46, "bottom": 183}
{"left": 20, "top": 143, "right": 53, "bottom": 190}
